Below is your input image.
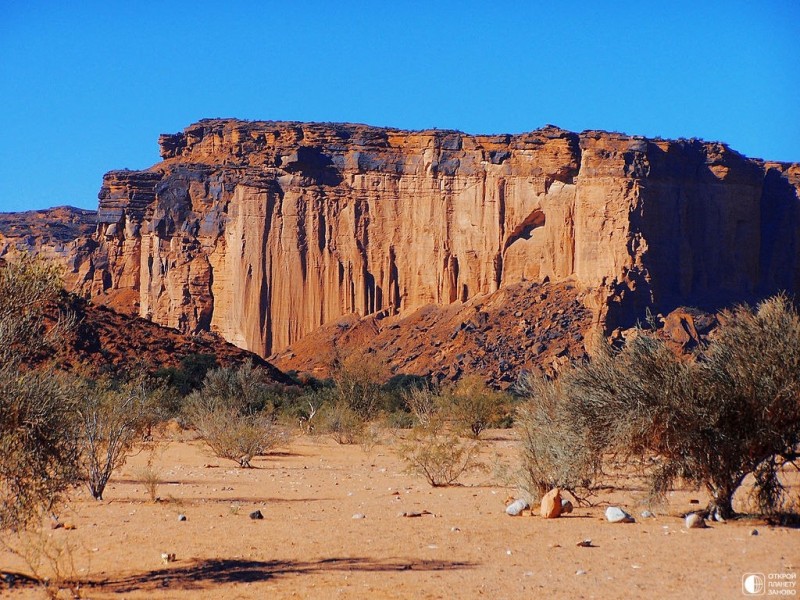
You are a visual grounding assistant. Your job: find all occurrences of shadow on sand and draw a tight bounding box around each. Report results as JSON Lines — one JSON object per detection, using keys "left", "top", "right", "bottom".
{"left": 85, "top": 556, "right": 476, "bottom": 593}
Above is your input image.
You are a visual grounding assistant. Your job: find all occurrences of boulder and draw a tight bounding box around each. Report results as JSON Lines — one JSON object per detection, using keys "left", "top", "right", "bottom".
{"left": 605, "top": 506, "right": 635, "bottom": 523}
{"left": 505, "top": 499, "right": 530, "bottom": 516}
{"left": 685, "top": 512, "right": 707, "bottom": 529}
{"left": 540, "top": 488, "right": 563, "bottom": 519}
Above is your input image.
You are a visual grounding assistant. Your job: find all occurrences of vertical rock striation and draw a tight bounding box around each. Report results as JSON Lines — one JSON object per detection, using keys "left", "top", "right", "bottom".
{"left": 73, "top": 119, "right": 799, "bottom": 357}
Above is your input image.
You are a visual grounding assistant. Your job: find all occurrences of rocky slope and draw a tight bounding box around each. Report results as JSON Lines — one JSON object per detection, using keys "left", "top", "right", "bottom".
{"left": 272, "top": 279, "right": 591, "bottom": 386}
{"left": 44, "top": 295, "right": 290, "bottom": 383}
{"left": 4, "top": 120, "right": 799, "bottom": 381}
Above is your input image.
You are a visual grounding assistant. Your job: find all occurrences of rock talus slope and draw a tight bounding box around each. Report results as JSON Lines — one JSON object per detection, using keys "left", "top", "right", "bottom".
{"left": 34, "top": 120, "right": 800, "bottom": 360}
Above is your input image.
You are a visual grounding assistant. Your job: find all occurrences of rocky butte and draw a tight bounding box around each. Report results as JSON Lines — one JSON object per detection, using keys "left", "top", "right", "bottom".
{"left": 8, "top": 119, "right": 799, "bottom": 377}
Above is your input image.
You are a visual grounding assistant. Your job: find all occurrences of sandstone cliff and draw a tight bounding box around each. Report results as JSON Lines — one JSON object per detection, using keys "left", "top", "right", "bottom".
{"left": 39, "top": 120, "right": 800, "bottom": 361}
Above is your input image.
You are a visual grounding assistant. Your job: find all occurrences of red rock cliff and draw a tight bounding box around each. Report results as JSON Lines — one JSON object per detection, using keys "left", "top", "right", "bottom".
{"left": 77, "top": 119, "right": 800, "bottom": 357}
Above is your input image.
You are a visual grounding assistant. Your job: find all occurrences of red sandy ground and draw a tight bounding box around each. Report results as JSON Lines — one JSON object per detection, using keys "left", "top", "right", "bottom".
{"left": 1, "top": 431, "right": 797, "bottom": 599}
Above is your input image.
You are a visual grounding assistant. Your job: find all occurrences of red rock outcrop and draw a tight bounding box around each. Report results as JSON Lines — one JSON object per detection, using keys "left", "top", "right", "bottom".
{"left": 14, "top": 120, "right": 800, "bottom": 368}
{"left": 43, "top": 295, "right": 290, "bottom": 383}
{"left": 272, "top": 280, "right": 591, "bottom": 386}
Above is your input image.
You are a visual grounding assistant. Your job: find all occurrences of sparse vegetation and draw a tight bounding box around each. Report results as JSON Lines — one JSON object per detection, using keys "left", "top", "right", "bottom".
{"left": 515, "top": 372, "right": 602, "bottom": 501}
{"left": 0, "top": 368, "right": 82, "bottom": 531}
{"left": 77, "top": 376, "right": 152, "bottom": 501}
{"left": 403, "top": 383, "right": 441, "bottom": 427}
{"left": 319, "top": 401, "right": 366, "bottom": 445}
{"left": 191, "top": 406, "right": 281, "bottom": 468}
{"left": 518, "top": 296, "right": 800, "bottom": 518}
{"left": 330, "top": 349, "right": 388, "bottom": 420}
{"left": 446, "top": 375, "right": 511, "bottom": 438}
{"left": 396, "top": 422, "right": 485, "bottom": 487}
{"left": 0, "top": 255, "right": 81, "bottom": 531}
{"left": 186, "top": 363, "right": 287, "bottom": 467}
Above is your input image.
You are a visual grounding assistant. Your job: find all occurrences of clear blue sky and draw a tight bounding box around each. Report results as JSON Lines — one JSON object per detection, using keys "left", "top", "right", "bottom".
{"left": 1, "top": 1, "right": 798, "bottom": 212}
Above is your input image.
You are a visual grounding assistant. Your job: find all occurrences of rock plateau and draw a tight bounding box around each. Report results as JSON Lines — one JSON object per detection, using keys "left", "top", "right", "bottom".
{"left": 3, "top": 119, "right": 799, "bottom": 380}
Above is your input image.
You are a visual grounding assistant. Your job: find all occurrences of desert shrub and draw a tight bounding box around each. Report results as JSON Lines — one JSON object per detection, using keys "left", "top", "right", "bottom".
{"left": 384, "top": 410, "right": 416, "bottom": 430}
{"left": 136, "top": 444, "right": 165, "bottom": 502}
{"left": 519, "top": 296, "right": 800, "bottom": 518}
{"left": 403, "top": 383, "right": 441, "bottom": 427}
{"left": 0, "top": 255, "right": 81, "bottom": 531}
{"left": 198, "top": 361, "right": 283, "bottom": 415}
{"left": 446, "top": 375, "right": 510, "bottom": 438}
{"left": 0, "top": 368, "right": 81, "bottom": 531}
{"left": 185, "top": 362, "right": 286, "bottom": 466}
{"left": 0, "top": 253, "right": 73, "bottom": 365}
{"left": 190, "top": 406, "right": 281, "bottom": 467}
{"left": 515, "top": 372, "right": 603, "bottom": 501}
{"left": 77, "top": 376, "right": 152, "bottom": 500}
{"left": 289, "top": 386, "right": 335, "bottom": 433}
{"left": 330, "top": 349, "right": 389, "bottom": 420}
{"left": 693, "top": 296, "right": 800, "bottom": 517}
{"left": 319, "top": 401, "right": 366, "bottom": 445}
{"left": 396, "top": 423, "right": 485, "bottom": 486}
{"left": 2, "top": 527, "right": 82, "bottom": 598}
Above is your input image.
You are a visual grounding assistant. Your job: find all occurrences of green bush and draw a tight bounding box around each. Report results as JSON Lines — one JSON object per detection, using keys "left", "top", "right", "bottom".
{"left": 0, "top": 255, "right": 81, "bottom": 530}
{"left": 518, "top": 296, "right": 800, "bottom": 519}
{"left": 396, "top": 423, "right": 485, "bottom": 487}
{"left": 446, "top": 375, "right": 511, "bottom": 439}
{"left": 185, "top": 362, "right": 287, "bottom": 467}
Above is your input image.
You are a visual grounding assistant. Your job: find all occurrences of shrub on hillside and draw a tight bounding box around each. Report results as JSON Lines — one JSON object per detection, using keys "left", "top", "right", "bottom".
{"left": 0, "top": 255, "right": 81, "bottom": 530}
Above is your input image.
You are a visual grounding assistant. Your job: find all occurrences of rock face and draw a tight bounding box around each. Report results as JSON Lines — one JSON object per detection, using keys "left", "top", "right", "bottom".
{"left": 22, "top": 120, "right": 800, "bottom": 360}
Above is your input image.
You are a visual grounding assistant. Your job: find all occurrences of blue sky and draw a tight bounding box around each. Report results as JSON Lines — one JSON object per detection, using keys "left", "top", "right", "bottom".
{"left": 1, "top": 1, "right": 798, "bottom": 212}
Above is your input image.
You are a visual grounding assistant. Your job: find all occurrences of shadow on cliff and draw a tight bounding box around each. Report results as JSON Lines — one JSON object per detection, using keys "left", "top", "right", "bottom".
{"left": 281, "top": 146, "right": 343, "bottom": 186}
{"left": 84, "top": 557, "right": 475, "bottom": 593}
{"left": 607, "top": 143, "right": 800, "bottom": 331}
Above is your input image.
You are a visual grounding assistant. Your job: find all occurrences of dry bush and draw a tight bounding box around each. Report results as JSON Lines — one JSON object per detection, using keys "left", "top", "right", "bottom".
{"left": 319, "top": 401, "right": 366, "bottom": 445}
{"left": 330, "top": 349, "right": 388, "bottom": 420}
{"left": 198, "top": 361, "right": 282, "bottom": 415}
{"left": 185, "top": 362, "right": 288, "bottom": 467}
{"left": 359, "top": 422, "right": 382, "bottom": 454}
{"left": 518, "top": 295, "right": 800, "bottom": 519}
{"left": 515, "top": 372, "right": 603, "bottom": 502}
{"left": 0, "top": 369, "right": 82, "bottom": 531}
{"left": 0, "top": 255, "right": 81, "bottom": 531}
{"left": 2, "top": 526, "right": 85, "bottom": 598}
{"left": 135, "top": 445, "right": 165, "bottom": 502}
{"left": 396, "top": 422, "right": 485, "bottom": 487}
{"left": 696, "top": 295, "right": 800, "bottom": 517}
{"left": 77, "top": 377, "right": 152, "bottom": 500}
{"left": 0, "top": 253, "right": 74, "bottom": 365}
{"left": 445, "top": 375, "right": 510, "bottom": 439}
{"left": 190, "top": 406, "right": 282, "bottom": 468}
{"left": 403, "top": 384, "right": 441, "bottom": 427}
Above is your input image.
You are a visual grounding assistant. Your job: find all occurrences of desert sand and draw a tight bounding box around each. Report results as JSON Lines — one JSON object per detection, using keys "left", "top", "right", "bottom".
{"left": 1, "top": 431, "right": 797, "bottom": 599}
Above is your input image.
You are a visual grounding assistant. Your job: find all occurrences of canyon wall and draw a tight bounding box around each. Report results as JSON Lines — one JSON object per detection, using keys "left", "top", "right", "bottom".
{"left": 71, "top": 119, "right": 800, "bottom": 357}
